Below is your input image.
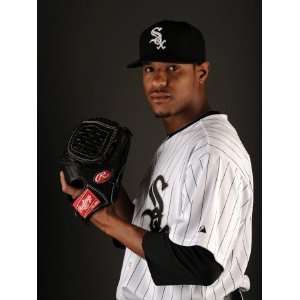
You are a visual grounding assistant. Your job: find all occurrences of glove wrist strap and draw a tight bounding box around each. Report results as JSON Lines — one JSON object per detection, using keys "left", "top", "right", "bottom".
{"left": 72, "top": 188, "right": 102, "bottom": 219}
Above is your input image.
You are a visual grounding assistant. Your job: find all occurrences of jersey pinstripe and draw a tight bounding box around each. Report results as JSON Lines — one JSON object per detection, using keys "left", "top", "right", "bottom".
{"left": 116, "top": 113, "right": 253, "bottom": 300}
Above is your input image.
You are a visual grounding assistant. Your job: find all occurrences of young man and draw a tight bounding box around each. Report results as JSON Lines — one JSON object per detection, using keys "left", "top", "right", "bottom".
{"left": 60, "top": 20, "right": 253, "bottom": 300}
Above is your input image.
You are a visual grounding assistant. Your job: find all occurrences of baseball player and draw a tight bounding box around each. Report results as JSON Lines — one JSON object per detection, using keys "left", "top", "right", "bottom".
{"left": 60, "top": 20, "right": 253, "bottom": 300}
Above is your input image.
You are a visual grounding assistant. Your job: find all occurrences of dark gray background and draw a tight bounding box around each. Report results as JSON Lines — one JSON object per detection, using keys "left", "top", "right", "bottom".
{"left": 38, "top": 1, "right": 261, "bottom": 299}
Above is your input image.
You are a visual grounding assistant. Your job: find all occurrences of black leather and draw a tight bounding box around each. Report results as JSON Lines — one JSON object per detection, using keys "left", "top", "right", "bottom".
{"left": 61, "top": 118, "right": 132, "bottom": 219}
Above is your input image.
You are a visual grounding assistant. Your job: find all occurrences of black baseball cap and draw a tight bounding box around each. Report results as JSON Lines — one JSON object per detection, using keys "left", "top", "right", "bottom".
{"left": 127, "top": 20, "right": 206, "bottom": 68}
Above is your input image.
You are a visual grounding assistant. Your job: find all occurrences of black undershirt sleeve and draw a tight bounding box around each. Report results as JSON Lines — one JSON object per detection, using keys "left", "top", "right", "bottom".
{"left": 112, "top": 238, "right": 125, "bottom": 249}
{"left": 142, "top": 231, "right": 224, "bottom": 286}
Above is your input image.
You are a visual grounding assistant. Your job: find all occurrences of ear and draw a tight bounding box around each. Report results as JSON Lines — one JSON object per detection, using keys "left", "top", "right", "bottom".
{"left": 195, "top": 61, "right": 210, "bottom": 84}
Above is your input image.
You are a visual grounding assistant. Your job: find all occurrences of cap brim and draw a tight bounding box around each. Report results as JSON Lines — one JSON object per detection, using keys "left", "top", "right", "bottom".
{"left": 126, "top": 59, "right": 143, "bottom": 68}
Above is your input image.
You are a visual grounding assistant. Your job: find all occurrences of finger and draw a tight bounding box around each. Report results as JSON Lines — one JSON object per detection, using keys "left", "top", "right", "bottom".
{"left": 60, "top": 170, "right": 82, "bottom": 198}
{"left": 60, "top": 171, "right": 68, "bottom": 191}
{"left": 60, "top": 171, "right": 74, "bottom": 194}
{"left": 60, "top": 170, "right": 64, "bottom": 183}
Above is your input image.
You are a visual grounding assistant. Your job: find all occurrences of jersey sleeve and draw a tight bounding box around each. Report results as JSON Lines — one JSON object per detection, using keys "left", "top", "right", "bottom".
{"left": 168, "top": 147, "right": 247, "bottom": 268}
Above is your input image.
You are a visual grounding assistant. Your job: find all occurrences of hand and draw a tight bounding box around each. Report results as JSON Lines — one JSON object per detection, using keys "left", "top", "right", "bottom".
{"left": 59, "top": 171, "right": 83, "bottom": 200}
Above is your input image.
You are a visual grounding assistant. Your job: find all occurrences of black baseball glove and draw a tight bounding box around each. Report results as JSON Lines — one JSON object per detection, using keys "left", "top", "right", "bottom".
{"left": 60, "top": 117, "right": 132, "bottom": 220}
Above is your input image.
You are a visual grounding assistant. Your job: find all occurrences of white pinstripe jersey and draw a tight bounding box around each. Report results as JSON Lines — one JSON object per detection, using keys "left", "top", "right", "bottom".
{"left": 116, "top": 113, "right": 254, "bottom": 300}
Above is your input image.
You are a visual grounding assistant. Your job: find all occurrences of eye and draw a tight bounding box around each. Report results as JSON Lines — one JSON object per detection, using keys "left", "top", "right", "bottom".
{"left": 168, "top": 65, "right": 178, "bottom": 72}
{"left": 144, "top": 66, "right": 154, "bottom": 73}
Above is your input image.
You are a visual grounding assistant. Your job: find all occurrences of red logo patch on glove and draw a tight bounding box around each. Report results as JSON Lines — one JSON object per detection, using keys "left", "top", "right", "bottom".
{"left": 73, "top": 188, "right": 101, "bottom": 218}
{"left": 94, "top": 170, "right": 112, "bottom": 184}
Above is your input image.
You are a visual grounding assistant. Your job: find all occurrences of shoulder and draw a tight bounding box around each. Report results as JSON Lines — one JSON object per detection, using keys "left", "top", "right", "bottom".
{"left": 187, "top": 114, "right": 253, "bottom": 186}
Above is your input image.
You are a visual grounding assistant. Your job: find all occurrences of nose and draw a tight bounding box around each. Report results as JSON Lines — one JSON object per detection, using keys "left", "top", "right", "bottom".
{"left": 152, "top": 71, "right": 168, "bottom": 89}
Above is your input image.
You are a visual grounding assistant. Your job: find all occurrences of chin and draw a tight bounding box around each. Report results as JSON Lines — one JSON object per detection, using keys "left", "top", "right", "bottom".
{"left": 153, "top": 111, "right": 172, "bottom": 118}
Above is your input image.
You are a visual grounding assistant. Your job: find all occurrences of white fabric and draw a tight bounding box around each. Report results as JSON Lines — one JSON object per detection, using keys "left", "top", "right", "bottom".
{"left": 116, "top": 114, "right": 254, "bottom": 300}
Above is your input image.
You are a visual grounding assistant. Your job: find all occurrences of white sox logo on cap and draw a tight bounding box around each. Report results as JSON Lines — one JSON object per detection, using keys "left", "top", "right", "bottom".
{"left": 149, "top": 27, "right": 166, "bottom": 50}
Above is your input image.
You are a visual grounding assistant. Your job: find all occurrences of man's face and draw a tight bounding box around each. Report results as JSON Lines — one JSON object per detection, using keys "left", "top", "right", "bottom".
{"left": 142, "top": 62, "right": 203, "bottom": 119}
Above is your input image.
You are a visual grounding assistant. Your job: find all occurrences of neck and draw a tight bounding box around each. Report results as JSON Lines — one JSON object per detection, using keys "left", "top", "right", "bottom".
{"left": 163, "top": 103, "right": 211, "bottom": 135}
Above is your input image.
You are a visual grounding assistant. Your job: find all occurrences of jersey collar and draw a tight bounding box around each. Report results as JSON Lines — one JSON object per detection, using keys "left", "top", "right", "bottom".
{"left": 167, "top": 110, "right": 221, "bottom": 139}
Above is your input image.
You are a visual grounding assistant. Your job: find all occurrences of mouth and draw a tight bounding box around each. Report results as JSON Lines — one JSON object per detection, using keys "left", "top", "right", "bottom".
{"left": 149, "top": 92, "right": 172, "bottom": 103}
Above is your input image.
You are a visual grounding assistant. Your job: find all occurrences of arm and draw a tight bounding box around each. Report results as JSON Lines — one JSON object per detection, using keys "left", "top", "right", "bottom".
{"left": 86, "top": 176, "right": 137, "bottom": 249}
{"left": 143, "top": 231, "right": 223, "bottom": 286}
{"left": 113, "top": 186, "right": 134, "bottom": 223}
{"left": 108, "top": 186, "right": 135, "bottom": 249}
{"left": 90, "top": 209, "right": 222, "bottom": 286}
{"left": 60, "top": 170, "right": 145, "bottom": 256}
{"left": 90, "top": 207, "right": 146, "bottom": 258}
{"left": 60, "top": 171, "right": 222, "bottom": 284}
